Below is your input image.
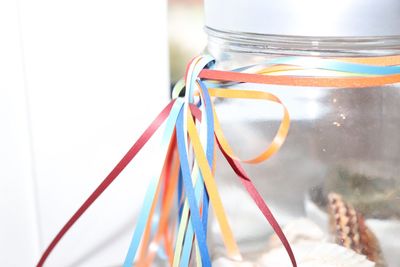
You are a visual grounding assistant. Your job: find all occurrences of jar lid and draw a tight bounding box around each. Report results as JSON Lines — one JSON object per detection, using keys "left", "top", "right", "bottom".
{"left": 204, "top": 0, "right": 400, "bottom": 37}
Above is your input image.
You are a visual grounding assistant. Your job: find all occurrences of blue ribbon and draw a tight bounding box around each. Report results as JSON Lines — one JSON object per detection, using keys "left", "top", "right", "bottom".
{"left": 234, "top": 57, "right": 400, "bottom": 75}
{"left": 176, "top": 107, "right": 211, "bottom": 267}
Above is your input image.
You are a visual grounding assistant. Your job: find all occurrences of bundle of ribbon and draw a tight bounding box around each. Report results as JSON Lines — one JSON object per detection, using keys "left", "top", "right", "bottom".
{"left": 37, "top": 54, "right": 400, "bottom": 267}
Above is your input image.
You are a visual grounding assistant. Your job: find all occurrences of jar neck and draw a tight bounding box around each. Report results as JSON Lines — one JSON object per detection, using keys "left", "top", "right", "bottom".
{"left": 206, "top": 27, "right": 400, "bottom": 58}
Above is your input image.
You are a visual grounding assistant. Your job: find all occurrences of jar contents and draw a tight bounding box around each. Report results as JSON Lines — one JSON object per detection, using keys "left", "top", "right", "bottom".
{"left": 207, "top": 30, "right": 400, "bottom": 267}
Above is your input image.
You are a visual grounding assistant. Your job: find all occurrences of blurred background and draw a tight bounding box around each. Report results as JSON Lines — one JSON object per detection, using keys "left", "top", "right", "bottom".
{"left": 0, "top": 0, "right": 204, "bottom": 266}
{"left": 168, "top": 0, "right": 205, "bottom": 84}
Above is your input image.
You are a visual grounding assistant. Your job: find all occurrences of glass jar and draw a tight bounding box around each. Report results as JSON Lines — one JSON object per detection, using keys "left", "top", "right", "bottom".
{"left": 205, "top": 5, "right": 400, "bottom": 267}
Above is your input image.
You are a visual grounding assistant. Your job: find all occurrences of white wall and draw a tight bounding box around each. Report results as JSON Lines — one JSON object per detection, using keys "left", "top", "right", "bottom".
{"left": 0, "top": 1, "right": 41, "bottom": 265}
{"left": 0, "top": 0, "right": 169, "bottom": 266}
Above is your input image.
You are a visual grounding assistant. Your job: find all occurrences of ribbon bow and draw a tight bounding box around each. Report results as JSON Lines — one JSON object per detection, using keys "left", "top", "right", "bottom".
{"left": 38, "top": 54, "right": 400, "bottom": 267}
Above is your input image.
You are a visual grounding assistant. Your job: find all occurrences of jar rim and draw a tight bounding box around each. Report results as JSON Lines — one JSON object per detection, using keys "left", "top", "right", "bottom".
{"left": 206, "top": 27, "right": 400, "bottom": 57}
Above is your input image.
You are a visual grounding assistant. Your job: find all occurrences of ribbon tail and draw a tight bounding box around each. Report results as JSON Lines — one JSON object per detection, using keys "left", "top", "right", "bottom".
{"left": 123, "top": 99, "right": 185, "bottom": 266}
{"left": 36, "top": 100, "right": 176, "bottom": 267}
{"left": 217, "top": 137, "right": 297, "bottom": 267}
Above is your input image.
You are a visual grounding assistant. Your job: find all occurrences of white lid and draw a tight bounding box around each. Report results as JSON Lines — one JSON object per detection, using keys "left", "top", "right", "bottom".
{"left": 204, "top": 0, "right": 400, "bottom": 37}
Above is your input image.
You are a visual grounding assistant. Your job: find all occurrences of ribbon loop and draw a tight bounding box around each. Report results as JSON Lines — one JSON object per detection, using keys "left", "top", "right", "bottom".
{"left": 209, "top": 88, "right": 290, "bottom": 164}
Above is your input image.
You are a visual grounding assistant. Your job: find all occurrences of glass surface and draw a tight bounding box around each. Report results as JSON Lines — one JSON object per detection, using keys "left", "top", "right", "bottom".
{"left": 207, "top": 27, "right": 400, "bottom": 267}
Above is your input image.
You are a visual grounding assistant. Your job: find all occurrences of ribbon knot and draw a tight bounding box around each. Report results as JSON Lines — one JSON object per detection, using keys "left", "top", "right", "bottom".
{"left": 152, "top": 55, "right": 294, "bottom": 267}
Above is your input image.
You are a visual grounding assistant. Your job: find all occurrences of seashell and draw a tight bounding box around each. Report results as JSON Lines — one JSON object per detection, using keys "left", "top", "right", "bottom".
{"left": 267, "top": 218, "right": 326, "bottom": 249}
{"left": 258, "top": 241, "right": 375, "bottom": 267}
{"left": 306, "top": 192, "right": 399, "bottom": 267}
{"left": 328, "top": 193, "right": 386, "bottom": 267}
